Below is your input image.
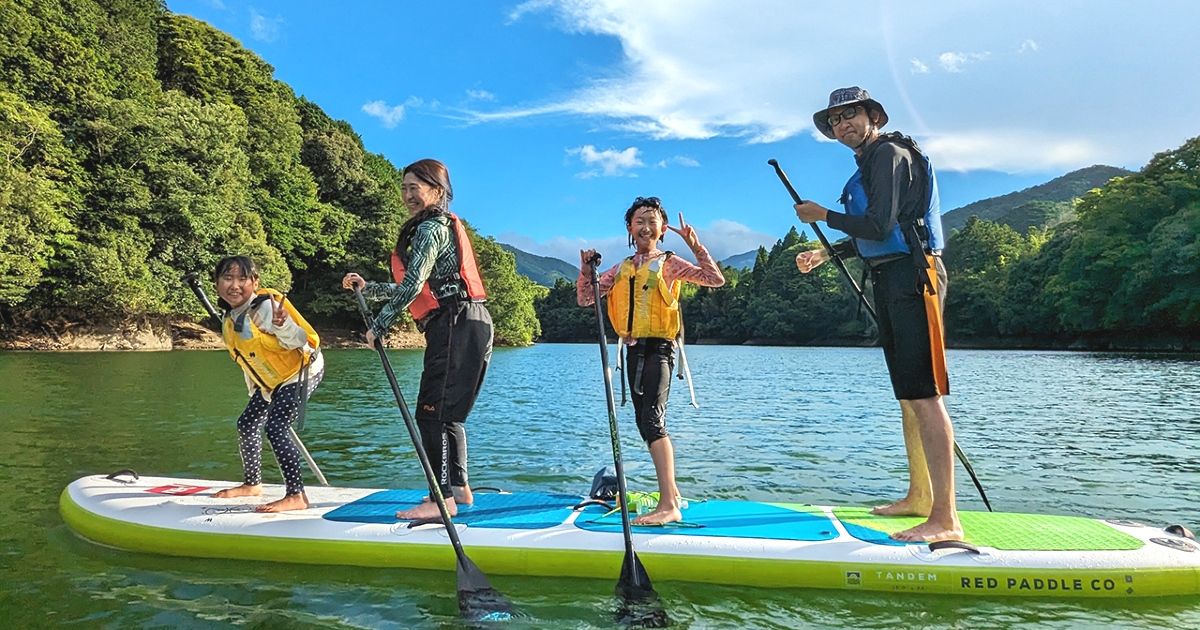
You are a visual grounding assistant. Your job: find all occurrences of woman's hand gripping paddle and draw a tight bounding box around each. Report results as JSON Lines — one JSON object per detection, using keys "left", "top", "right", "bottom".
{"left": 181, "top": 273, "right": 329, "bottom": 487}
{"left": 586, "top": 255, "right": 669, "bottom": 628}
{"left": 351, "top": 286, "right": 514, "bottom": 623}
{"left": 765, "top": 160, "right": 994, "bottom": 513}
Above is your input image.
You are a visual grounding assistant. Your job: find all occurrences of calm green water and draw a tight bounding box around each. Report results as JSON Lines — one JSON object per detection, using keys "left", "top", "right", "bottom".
{"left": 1, "top": 345, "right": 1198, "bottom": 628}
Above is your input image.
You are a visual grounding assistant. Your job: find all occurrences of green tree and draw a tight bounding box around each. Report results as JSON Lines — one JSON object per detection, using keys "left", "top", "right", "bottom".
{"left": 0, "top": 91, "right": 77, "bottom": 306}
{"left": 471, "top": 231, "right": 543, "bottom": 345}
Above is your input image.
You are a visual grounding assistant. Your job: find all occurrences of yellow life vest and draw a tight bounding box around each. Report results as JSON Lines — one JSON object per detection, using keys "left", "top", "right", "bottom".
{"left": 222, "top": 288, "right": 320, "bottom": 391}
{"left": 606, "top": 253, "right": 681, "bottom": 341}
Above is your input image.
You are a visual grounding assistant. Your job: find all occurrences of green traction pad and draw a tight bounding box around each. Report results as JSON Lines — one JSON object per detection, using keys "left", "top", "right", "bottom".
{"left": 832, "top": 507, "right": 1144, "bottom": 551}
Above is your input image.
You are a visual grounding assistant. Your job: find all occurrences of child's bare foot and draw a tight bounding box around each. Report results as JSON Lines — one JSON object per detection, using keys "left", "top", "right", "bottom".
{"left": 633, "top": 505, "right": 683, "bottom": 526}
{"left": 257, "top": 492, "right": 309, "bottom": 513}
{"left": 212, "top": 484, "right": 262, "bottom": 499}
{"left": 870, "top": 497, "right": 932, "bottom": 517}
{"left": 891, "top": 518, "right": 963, "bottom": 543}
{"left": 397, "top": 497, "right": 457, "bottom": 522}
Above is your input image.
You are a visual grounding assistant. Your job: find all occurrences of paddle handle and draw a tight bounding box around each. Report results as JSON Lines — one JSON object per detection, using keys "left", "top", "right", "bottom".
{"left": 768, "top": 159, "right": 878, "bottom": 323}
{"left": 182, "top": 272, "right": 221, "bottom": 326}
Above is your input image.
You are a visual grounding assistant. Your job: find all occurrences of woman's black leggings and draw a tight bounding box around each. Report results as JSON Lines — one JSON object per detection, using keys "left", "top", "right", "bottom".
{"left": 415, "top": 300, "right": 493, "bottom": 496}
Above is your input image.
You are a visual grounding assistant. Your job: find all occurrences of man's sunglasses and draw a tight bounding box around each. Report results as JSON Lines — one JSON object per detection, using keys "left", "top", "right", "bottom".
{"left": 826, "top": 105, "right": 862, "bottom": 128}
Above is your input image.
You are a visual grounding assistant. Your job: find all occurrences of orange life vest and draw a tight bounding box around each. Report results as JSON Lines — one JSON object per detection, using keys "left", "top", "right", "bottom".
{"left": 390, "top": 213, "right": 487, "bottom": 321}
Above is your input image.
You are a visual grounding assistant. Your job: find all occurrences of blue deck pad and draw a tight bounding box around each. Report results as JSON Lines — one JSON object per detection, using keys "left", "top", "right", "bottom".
{"left": 323, "top": 490, "right": 581, "bottom": 530}
{"left": 837, "top": 520, "right": 910, "bottom": 547}
{"left": 574, "top": 501, "right": 839, "bottom": 541}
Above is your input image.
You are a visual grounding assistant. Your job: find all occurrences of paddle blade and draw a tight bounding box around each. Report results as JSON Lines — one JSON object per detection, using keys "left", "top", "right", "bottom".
{"left": 615, "top": 552, "right": 668, "bottom": 628}
{"left": 457, "top": 556, "right": 515, "bottom": 622}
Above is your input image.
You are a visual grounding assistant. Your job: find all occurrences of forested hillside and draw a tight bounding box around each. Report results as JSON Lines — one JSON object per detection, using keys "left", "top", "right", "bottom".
{"left": 501, "top": 244, "right": 577, "bottom": 287}
{"left": 0, "top": 0, "right": 543, "bottom": 345}
{"left": 941, "top": 165, "right": 1130, "bottom": 234}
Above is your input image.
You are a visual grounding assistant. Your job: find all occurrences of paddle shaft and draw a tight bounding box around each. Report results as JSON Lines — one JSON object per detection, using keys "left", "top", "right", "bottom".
{"left": 352, "top": 287, "right": 475, "bottom": 570}
{"left": 768, "top": 159, "right": 877, "bottom": 321}
{"left": 181, "top": 273, "right": 328, "bottom": 486}
{"left": 766, "top": 160, "right": 994, "bottom": 512}
{"left": 587, "top": 256, "right": 648, "bottom": 590}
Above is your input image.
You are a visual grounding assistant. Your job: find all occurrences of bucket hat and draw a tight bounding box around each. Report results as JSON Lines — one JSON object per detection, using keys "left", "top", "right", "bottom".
{"left": 813, "top": 86, "right": 888, "bottom": 139}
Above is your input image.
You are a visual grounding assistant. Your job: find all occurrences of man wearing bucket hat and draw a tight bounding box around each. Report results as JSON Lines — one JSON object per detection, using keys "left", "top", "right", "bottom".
{"left": 794, "top": 87, "right": 961, "bottom": 543}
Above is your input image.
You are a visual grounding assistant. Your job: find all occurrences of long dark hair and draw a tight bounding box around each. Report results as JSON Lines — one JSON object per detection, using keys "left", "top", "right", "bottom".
{"left": 395, "top": 159, "right": 453, "bottom": 264}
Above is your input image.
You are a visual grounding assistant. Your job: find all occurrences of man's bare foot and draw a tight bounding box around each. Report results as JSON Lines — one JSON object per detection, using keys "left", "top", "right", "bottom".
{"left": 891, "top": 519, "right": 963, "bottom": 543}
{"left": 420, "top": 486, "right": 474, "bottom": 506}
{"left": 257, "top": 492, "right": 309, "bottom": 513}
{"left": 871, "top": 498, "right": 932, "bottom": 517}
{"left": 396, "top": 497, "right": 457, "bottom": 522}
{"left": 212, "top": 484, "right": 262, "bottom": 499}
{"left": 633, "top": 503, "right": 683, "bottom": 526}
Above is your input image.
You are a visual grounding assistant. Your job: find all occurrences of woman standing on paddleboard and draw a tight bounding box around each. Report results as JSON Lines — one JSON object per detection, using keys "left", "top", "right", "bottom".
{"left": 342, "top": 158, "right": 492, "bottom": 523}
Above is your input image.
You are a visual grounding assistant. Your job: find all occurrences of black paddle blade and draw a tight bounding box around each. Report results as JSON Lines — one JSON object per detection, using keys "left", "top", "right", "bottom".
{"left": 615, "top": 552, "right": 668, "bottom": 628}
{"left": 457, "top": 556, "right": 515, "bottom": 623}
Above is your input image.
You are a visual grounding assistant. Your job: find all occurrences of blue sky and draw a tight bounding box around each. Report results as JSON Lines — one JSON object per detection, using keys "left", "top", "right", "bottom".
{"left": 170, "top": 1, "right": 1200, "bottom": 268}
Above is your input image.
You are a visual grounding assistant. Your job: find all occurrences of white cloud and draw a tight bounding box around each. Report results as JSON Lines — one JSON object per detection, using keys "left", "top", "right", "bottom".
{"left": 362, "top": 100, "right": 406, "bottom": 128}
{"left": 921, "top": 131, "right": 1108, "bottom": 173}
{"left": 466, "top": 89, "right": 496, "bottom": 102}
{"left": 937, "top": 51, "right": 991, "bottom": 73}
{"left": 655, "top": 155, "right": 701, "bottom": 168}
{"left": 483, "top": 1, "right": 1200, "bottom": 173}
{"left": 249, "top": 10, "right": 282, "bottom": 42}
{"left": 675, "top": 219, "right": 775, "bottom": 262}
{"left": 568, "top": 145, "right": 644, "bottom": 178}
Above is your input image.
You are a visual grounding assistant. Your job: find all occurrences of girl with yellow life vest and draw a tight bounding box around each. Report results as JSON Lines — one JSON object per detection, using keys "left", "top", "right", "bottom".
{"left": 577, "top": 196, "right": 725, "bottom": 526}
{"left": 211, "top": 255, "right": 324, "bottom": 513}
{"left": 342, "top": 158, "right": 492, "bottom": 524}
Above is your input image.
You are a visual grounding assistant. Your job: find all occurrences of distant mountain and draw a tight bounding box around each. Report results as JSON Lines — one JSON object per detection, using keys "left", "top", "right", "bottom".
{"left": 721, "top": 249, "right": 761, "bottom": 270}
{"left": 942, "top": 165, "right": 1131, "bottom": 234}
{"left": 500, "top": 244, "right": 578, "bottom": 287}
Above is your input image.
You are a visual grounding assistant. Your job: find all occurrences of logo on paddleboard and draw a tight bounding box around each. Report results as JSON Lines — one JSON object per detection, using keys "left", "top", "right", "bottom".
{"left": 147, "top": 484, "right": 209, "bottom": 496}
{"left": 845, "top": 571, "right": 861, "bottom": 586}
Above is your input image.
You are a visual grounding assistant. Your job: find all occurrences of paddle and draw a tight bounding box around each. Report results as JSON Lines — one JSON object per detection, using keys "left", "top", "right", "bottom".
{"left": 586, "top": 254, "right": 669, "bottom": 628}
{"left": 181, "top": 272, "right": 329, "bottom": 486}
{"left": 351, "top": 286, "right": 513, "bottom": 622}
{"left": 767, "top": 159, "right": 994, "bottom": 512}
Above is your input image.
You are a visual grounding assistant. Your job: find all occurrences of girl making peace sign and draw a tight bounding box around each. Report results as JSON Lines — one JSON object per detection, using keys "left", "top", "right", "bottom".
{"left": 577, "top": 196, "right": 724, "bottom": 525}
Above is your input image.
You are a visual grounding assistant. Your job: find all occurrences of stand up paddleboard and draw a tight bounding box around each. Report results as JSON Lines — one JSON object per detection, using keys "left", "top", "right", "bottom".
{"left": 60, "top": 472, "right": 1200, "bottom": 598}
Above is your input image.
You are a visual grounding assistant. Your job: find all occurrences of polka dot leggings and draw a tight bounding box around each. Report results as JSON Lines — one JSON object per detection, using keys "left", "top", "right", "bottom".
{"left": 235, "top": 368, "right": 324, "bottom": 496}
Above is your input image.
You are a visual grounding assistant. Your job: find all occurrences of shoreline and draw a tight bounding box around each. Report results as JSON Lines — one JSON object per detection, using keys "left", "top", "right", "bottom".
{"left": 0, "top": 317, "right": 425, "bottom": 351}
{"left": 2, "top": 320, "right": 1194, "bottom": 353}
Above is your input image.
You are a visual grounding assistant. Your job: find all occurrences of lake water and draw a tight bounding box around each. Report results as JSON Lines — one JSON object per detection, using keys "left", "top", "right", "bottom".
{"left": 1, "top": 345, "right": 1198, "bottom": 628}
